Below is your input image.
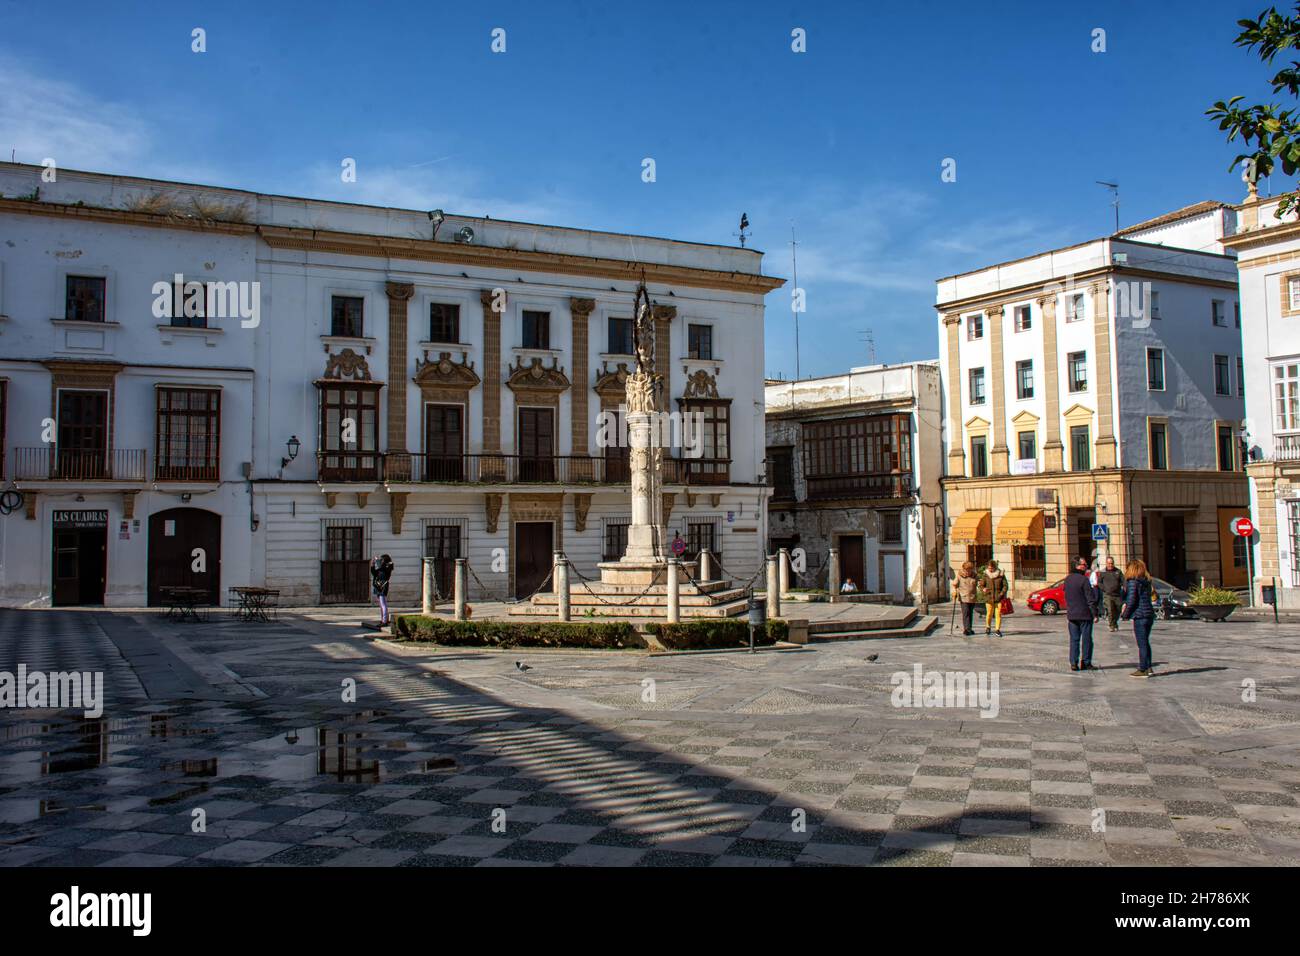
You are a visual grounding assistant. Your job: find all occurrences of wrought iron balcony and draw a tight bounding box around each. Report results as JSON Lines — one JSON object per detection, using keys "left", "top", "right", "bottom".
{"left": 13, "top": 447, "right": 147, "bottom": 482}
{"left": 155, "top": 459, "right": 220, "bottom": 482}
{"left": 309, "top": 452, "right": 737, "bottom": 485}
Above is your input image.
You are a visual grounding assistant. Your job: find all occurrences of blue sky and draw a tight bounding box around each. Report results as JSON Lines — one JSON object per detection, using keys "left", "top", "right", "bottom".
{"left": 0, "top": 0, "right": 1281, "bottom": 377}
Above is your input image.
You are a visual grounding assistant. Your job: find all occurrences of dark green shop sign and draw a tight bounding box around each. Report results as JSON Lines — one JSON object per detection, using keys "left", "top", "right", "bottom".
{"left": 52, "top": 510, "right": 109, "bottom": 529}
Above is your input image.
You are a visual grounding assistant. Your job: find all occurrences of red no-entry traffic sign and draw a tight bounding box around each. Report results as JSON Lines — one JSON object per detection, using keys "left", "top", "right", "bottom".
{"left": 1231, "top": 516, "right": 1255, "bottom": 537}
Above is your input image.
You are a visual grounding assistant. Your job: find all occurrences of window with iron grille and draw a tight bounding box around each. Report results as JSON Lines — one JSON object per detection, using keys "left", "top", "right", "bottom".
{"left": 66, "top": 276, "right": 106, "bottom": 323}
{"left": 603, "top": 517, "right": 631, "bottom": 561}
{"left": 1014, "top": 545, "right": 1046, "bottom": 580}
{"left": 331, "top": 295, "right": 364, "bottom": 338}
{"left": 881, "top": 511, "right": 902, "bottom": 544}
{"left": 685, "top": 519, "right": 720, "bottom": 563}
{"left": 156, "top": 387, "right": 221, "bottom": 480}
{"left": 429, "top": 303, "right": 460, "bottom": 343}
{"left": 423, "top": 520, "right": 463, "bottom": 599}
{"left": 320, "top": 518, "right": 371, "bottom": 603}
{"left": 522, "top": 310, "right": 550, "bottom": 349}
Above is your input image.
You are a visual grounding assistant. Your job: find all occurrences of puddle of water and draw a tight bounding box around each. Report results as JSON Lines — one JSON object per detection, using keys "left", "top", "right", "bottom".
{"left": 148, "top": 783, "right": 210, "bottom": 806}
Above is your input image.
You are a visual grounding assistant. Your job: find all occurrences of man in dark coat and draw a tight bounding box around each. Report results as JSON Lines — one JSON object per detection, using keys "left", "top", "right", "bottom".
{"left": 1096, "top": 556, "right": 1126, "bottom": 631}
{"left": 1064, "top": 555, "right": 1100, "bottom": 671}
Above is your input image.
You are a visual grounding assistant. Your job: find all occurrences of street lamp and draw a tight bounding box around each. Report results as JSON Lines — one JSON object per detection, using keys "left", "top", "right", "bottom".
{"left": 282, "top": 436, "right": 301, "bottom": 470}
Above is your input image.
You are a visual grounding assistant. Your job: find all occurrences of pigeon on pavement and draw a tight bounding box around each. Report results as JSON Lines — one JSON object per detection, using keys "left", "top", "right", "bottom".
{"left": 866, "top": 654, "right": 879, "bottom": 662}
{"left": 515, "top": 661, "right": 532, "bottom": 672}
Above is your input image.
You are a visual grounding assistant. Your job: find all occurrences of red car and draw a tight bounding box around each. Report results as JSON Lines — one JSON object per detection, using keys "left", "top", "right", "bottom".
{"left": 1026, "top": 579, "right": 1067, "bottom": 614}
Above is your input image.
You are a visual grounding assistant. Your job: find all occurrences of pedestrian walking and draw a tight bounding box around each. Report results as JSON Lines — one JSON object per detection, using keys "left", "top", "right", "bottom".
{"left": 1097, "top": 556, "right": 1126, "bottom": 631}
{"left": 1064, "top": 555, "right": 1100, "bottom": 671}
{"left": 978, "top": 560, "right": 1008, "bottom": 637}
{"left": 370, "top": 553, "right": 394, "bottom": 625}
{"left": 954, "top": 561, "right": 979, "bottom": 636}
{"left": 1121, "top": 558, "right": 1157, "bottom": 678}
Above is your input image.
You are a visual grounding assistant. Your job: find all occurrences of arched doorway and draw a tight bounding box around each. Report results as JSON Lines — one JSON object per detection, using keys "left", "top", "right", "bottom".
{"left": 148, "top": 508, "right": 221, "bottom": 606}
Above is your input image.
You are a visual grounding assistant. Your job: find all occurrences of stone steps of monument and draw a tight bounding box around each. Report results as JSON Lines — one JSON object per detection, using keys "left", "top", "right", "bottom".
{"left": 507, "top": 598, "right": 751, "bottom": 619}
{"left": 807, "top": 608, "right": 918, "bottom": 635}
{"left": 809, "top": 614, "right": 939, "bottom": 642}
{"left": 530, "top": 587, "right": 748, "bottom": 607}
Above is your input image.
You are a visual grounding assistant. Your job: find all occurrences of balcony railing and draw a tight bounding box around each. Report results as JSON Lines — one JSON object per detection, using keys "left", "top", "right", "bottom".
{"left": 1275, "top": 434, "right": 1300, "bottom": 461}
{"left": 155, "top": 459, "right": 220, "bottom": 482}
{"left": 805, "top": 472, "right": 913, "bottom": 501}
{"left": 13, "top": 447, "right": 147, "bottom": 481}
{"left": 316, "top": 452, "right": 734, "bottom": 485}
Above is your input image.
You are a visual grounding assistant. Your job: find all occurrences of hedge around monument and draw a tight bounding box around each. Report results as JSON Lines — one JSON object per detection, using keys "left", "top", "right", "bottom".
{"left": 391, "top": 616, "right": 646, "bottom": 649}
{"left": 646, "top": 619, "right": 787, "bottom": 650}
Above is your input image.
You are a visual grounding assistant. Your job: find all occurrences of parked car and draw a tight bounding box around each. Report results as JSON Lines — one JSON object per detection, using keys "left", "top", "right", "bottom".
{"left": 1027, "top": 575, "right": 1194, "bottom": 617}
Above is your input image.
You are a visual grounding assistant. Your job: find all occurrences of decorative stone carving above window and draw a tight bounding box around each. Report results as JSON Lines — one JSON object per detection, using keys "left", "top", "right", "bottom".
{"left": 593, "top": 361, "right": 631, "bottom": 407}
{"left": 506, "top": 355, "right": 571, "bottom": 404}
{"left": 414, "top": 350, "right": 480, "bottom": 399}
{"left": 322, "top": 347, "right": 374, "bottom": 382}
{"left": 682, "top": 368, "right": 720, "bottom": 400}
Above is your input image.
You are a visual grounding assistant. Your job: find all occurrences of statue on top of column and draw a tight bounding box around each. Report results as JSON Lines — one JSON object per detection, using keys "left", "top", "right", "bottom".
{"left": 626, "top": 279, "right": 659, "bottom": 414}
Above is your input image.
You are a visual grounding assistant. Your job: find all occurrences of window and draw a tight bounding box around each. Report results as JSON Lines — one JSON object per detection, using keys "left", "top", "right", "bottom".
{"left": 685, "top": 520, "right": 720, "bottom": 563}
{"left": 1017, "top": 430, "right": 1036, "bottom": 462}
{"left": 881, "top": 511, "right": 902, "bottom": 544}
{"left": 1015, "top": 360, "right": 1034, "bottom": 399}
{"left": 429, "top": 303, "right": 459, "bottom": 343}
{"left": 966, "top": 314, "right": 983, "bottom": 340}
{"left": 423, "top": 523, "right": 461, "bottom": 599}
{"left": 1277, "top": 364, "right": 1300, "bottom": 431}
{"left": 522, "top": 310, "right": 550, "bottom": 349}
{"left": 800, "top": 413, "right": 912, "bottom": 498}
{"left": 1070, "top": 424, "right": 1090, "bottom": 471}
{"left": 1214, "top": 354, "right": 1231, "bottom": 396}
{"left": 603, "top": 406, "right": 630, "bottom": 481}
{"left": 1235, "top": 302, "right": 1241, "bottom": 329}
{"left": 1217, "top": 425, "right": 1236, "bottom": 472}
{"left": 681, "top": 401, "right": 730, "bottom": 482}
{"left": 1237, "top": 357, "right": 1245, "bottom": 398}
{"left": 169, "top": 277, "right": 207, "bottom": 328}
{"left": 1149, "top": 421, "right": 1167, "bottom": 471}
{"left": 969, "top": 367, "right": 986, "bottom": 405}
{"left": 155, "top": 388, "right": 221, "bottom": 481}
{"left": 688, "top": 324, "right": 713, "bottom": 360}
{"left": 1066, "top": 293, "right": 1085, "bottom": 322}
{"left": 1014, "top": 545, "right": 1046, "bottom": 580}
{"left": 608, "top": 317, "right": 634, "bottom": 355}
{"left": 65, "top": 276, "right": 106, "bottom": 323}
{"left": 1212, "top": 300, "right": 1227, "bottom": 327}
{"left": 318, "top": 384, "right": 380, "bottom": 480}
{"left": 1290, "top": 276, "right": 1300, "bottom": 312}
{"left": 970, "top": 435, "right": 988, "bottom": 477}
{"left": 1289, "top": 502, "right": 1300, "bottom": 586}
{"left": 1013, "top": 305, "right": 1031, "bottom": 332}
{"left": 769, "top": 447, "right": 795, "bottom": 500}
{"left": 603, "top": 518, "right": 630, "bottom": 561}
{"left": 330, "top": 295, "right": 364, "bottom": 338}
{"left": 55, "top": 390, "right": 108, "bottom": 478}
{"left": 1147, "top": 348, "right": 1165, "bottom": 391}
{"left": 1150, "top": 290, "right": 1161, "bottom": 319}
{"left": 1068, "top": 351, "right": 1088, "bottom": 392}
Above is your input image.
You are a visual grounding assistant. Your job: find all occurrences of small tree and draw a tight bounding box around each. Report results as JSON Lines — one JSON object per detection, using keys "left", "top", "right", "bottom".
{"left": 1208, "top": 4, "right": 1300, "bottom": 217}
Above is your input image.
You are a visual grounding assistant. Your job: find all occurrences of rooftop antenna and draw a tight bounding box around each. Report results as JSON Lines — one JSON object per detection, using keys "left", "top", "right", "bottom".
{"left": 734, "top": 212, "right": 750, "bottom": 248}
{"left": 790, "top": 222, "right": 801, "bottom": 380}
{"left": 1096, "top": 181, "right": 1120, "bottom": 233}
{"left": 858, "top": 328, "right": 876, "bottom": 365}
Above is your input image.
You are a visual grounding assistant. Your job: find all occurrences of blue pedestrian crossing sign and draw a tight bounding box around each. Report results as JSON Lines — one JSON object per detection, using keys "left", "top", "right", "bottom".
{"left": 1092, "top": 523, "right": 1109, "bottom": 541}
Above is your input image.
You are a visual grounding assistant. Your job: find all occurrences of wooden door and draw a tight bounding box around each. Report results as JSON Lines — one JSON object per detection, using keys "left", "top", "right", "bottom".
{"left": 518, "top": 408, "right": 554, "bottom": 481}
{"left": 424, "top": 404, "right": 463, "bottom": 481}
{"left": 1217, "top": 506, "right": 1249, "bottom": 588}
{"left": 515, "top": 522, "right": 553, "bottom": 598}
{"left": 839, "top": 535, "right": 865, "bottom": 592}
{"left": 57, "top": 390, "right": 108, "bottom": 478}
{"left": 148, "top": 508, "right": 222, "bottom": 606}
{"left": 53, "top": 528, "right": 106, "bottom": 606}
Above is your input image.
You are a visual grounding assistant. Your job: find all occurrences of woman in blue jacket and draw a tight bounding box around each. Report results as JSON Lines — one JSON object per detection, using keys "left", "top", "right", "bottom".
{"left": 1120, "top": 558, "right": 1156, "bottom": 678}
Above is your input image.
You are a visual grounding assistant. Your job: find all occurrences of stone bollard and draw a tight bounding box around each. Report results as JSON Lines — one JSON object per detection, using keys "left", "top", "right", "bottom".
{"left": 666, "top": 558, "right": 680, "bottom": 623}
{"left": 421, "top": 557, "right": 437, "bottom": 616}
{"left": 766, "top": 554, "right": 781, "bottom": 618}
{"left": 699, "top": 548, "right": 713, "bottom": 583}
{"left": 828, "top": 547, "right": 841, "bottom": 603}
{"left": 779, "top": 547, "right": 791, "bottom": 599}
{"left": 556, "top": 554, "right": 571, "bottom": 622}
{"left": 553, "top": 551, "right": 563, "bottom": 595}
{"left": 454, "top": 558, "right": 468, "bottom": 621}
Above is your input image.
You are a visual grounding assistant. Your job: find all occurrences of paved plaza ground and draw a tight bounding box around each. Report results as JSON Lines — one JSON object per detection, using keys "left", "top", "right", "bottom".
{"left": 1, "top": 602, "right": 1298, "bottom": 867}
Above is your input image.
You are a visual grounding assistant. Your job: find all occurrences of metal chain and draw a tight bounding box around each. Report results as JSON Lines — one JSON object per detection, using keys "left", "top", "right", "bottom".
{"left": 565, "top": 555, "right": 661, "bottom": 607}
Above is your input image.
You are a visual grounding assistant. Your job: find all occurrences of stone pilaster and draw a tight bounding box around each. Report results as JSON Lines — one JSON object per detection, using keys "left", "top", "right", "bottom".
{"left": 1037, "top": 293, "right": 1064, "bottom": 471}
{"left": 1091, "top": 281, "right": 1117, "bottom": 468}
{"left": 987, "top": 305, "right": 1009, "bottom": 475}
{"left": 1248, "top": 461, "right": 1280, "bottom": 604}
{"left": 480, "top": 289, "right": 504, "bottom": 453}
{"left": 570, "top": 297, "right": 595, "bottom": 455}
{"left": 943, "top": 314, "right": 965, "bottom": 475}
{"left": 385, "top": 281, "right": 414, "bottom": 453}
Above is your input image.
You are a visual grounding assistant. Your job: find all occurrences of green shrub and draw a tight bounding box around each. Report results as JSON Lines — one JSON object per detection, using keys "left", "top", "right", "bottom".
{"left": 646, "top": 618, "right": 788, "bottom": 650}
{"left": 1187, "top": 586, "right": 1241, "bottom": 606}
{"left": 392, "top": 616, "right": 646, "bottom": 649}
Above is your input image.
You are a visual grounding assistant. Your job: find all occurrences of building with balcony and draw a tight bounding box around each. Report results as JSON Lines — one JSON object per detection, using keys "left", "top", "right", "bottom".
{"left": 764, "top": 363, "right": 943, "bottom": 603}
{"left": 937, "top": 202, "right": 1249, "bottom": 598}
{"left": 1223, "top": 187, "right": 1300, "bottom": 606}
{"left": 0, "top": 163, "right": 782, "bottom": 607}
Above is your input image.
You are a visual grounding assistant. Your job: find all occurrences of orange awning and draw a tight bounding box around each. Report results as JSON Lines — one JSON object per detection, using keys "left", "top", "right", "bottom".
{"left": 950, "top": 510, "right": 991, "bottom": 545}
{"left": 995, "top": 508, "right": 1045, "bottom": 544}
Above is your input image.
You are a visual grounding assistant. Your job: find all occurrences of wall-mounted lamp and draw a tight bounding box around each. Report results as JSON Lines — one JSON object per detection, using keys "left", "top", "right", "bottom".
{"left": 282, "top": 436, "right": 301, "bottom": 470}
{"left": 428, "top": 208, "right": 445, "bottom": 240}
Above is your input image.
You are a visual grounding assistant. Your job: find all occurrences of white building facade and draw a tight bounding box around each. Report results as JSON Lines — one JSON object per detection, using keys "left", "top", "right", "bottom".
{"left": 764, "top": 363, "right": 944, "bottom": 605}
{"left": 0, "top": 163, "right": 781, "bottom": 608}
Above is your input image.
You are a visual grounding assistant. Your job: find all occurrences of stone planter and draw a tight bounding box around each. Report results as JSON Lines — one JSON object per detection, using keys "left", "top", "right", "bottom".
{"left": 1191, "top": 604, "right": 1237, "bottom": 622}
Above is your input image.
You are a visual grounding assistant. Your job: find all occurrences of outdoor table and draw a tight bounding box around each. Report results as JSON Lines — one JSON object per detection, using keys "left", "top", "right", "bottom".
{"left": 229, "top": 586, "right": 280, "bottom": 623}
{"left": 161, "top": 586, "right": 210, "bottom": 623}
